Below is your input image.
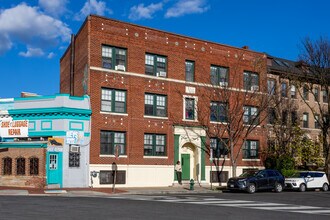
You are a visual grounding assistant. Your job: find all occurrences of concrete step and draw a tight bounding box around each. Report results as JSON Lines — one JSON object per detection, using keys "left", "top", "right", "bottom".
{"left": 46, "top": 184, "right": 60, "bottom": 189}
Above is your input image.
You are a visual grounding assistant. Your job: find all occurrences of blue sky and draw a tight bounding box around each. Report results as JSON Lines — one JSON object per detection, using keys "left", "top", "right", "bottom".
{"left": 0, "top": 0, "right": 329, "bottom": 98}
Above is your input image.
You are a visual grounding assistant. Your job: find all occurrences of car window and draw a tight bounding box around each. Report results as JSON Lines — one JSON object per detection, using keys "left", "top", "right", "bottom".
{"left": 257, "top": 170, "right": 267, "bottom": 178}
{"left": 298, "top": 172, "right": 308, "bottom": 178}
{"left": 314, "top": 172, "right": 324, "bottom": 178}
{"left": 308, "top": 172, "right": 316, "bottom": 178}
{"left": 266, "top": 170, "right": 276, "bottom": 177}
{"left": 239, "top": 171, "right": 257, "bottom": 178}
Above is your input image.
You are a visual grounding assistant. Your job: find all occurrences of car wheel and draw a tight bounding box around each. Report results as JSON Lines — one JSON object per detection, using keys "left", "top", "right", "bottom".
{"left": 322, "top": 183, "right": 329, "bottom": 192}
{"left": 299, "top": 183, "right": 306, "bottom": 192}
{"left": 247, "top": 183, "right": 256, "bottom": 194}
{"left": 274, "top": 182, "right": 283, "bottom": 193}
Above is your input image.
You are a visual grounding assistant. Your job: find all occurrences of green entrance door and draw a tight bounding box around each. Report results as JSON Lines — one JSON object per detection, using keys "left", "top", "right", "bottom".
{"left": 181, "top": 154, "right": 190, "bottom": 180}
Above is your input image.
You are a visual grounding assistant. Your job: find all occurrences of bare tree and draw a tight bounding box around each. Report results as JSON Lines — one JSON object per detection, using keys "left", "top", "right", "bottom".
{"left": 297, "top": 36, "right": 330, "bottom": 176}
{"left": 175, "top": 51, "right": 274, "bottom": 178}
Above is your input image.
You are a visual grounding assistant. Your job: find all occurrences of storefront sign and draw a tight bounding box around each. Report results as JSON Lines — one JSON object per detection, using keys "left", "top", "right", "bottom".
{"left": 66, "top": 131, "right": 84, "bottom": 145}
{"left": 0, "top": 120, "right": 29, "bottom": 138}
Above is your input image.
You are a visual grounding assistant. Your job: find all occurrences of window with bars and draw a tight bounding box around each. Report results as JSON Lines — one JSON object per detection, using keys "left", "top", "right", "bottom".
{"left": 210, "top": 65, "right": 229, "bottom": 86}
{"left": 102, "top": 45, "right": 127, "bottom": 71}
{"left": 100, "top": 131, "right": 126, "bottom": 155}
{"left": 243, "top": 106, "right": 259, "bottom": 125}
{"left": 16, "top": 157, "right": 25, "bottom": 175}
{"left": 145, "top": 93, "right": 167, "bottom": 117}
{"left": 144, "top": 134, "right": 166, "bottom": 156}
{"left": 185, "top": 98, "right": 195, "bottom": 120}
{"left": 145, "top": 53, "right": 167, "bottom": 76}
{"left": 69, "top": 152, "right": 80, "bottom": 167}
{"left": 101, "top": 88, "right": 126, "bottom": 113}
{"left": 185, "top": 60, "right": 195, "bottom": 82}
{"left": 29, "top": 157, "right": 39, "bottom": 175}
{"left": 210, "top": 138, "right": 228, "bottom": 158}
{"left": 210, "top": 102, "right": 228, "bottom": 122}
{"left": 243, "top": 140, "right": 259, "bottom": 159}
{"left": 3, "top": 157, "right": 12, "bottom": 175}
{"left": 243, "top": 71, "right": 259, "bottom": 91}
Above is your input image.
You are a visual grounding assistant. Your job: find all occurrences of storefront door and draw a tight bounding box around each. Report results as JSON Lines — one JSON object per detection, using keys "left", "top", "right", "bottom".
{"left": 47, "top": 152, "right": 62, "bottom": 187}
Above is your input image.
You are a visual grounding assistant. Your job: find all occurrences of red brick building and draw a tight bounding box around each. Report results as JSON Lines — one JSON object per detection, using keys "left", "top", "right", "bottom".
{"left": 60, "top": 15, "right": 268, "bottom": 187}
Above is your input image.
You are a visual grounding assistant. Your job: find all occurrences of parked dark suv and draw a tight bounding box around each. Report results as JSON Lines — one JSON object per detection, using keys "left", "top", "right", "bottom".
{"left": 227, "top": 169, "right": 285, "bottom": 193}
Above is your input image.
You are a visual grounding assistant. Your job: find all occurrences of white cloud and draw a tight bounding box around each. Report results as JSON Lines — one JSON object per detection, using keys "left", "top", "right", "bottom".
{"left": 165, "top": 0, "right": 209, "bottom": 18}
{"left": 0, "top": 3, "right": 71, "bottom": 55}
{"left": 129, "top": 2, "right": 163, "bottom": 20}
{"left": 75, "top": 0, "right": 112, "bottom": 21}
{"left": 19, "top": 47, "right": 45, "bottom": 57}
{"left": 47, "top": 52, "right": 56, "bottom": 59}
{"left": 38, "top": 0, "right": 68, "bottom": 17}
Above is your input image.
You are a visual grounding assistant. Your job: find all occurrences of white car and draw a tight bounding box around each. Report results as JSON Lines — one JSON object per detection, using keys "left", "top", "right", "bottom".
{"left": 285, "top": 171, "right": 329, "bottom": 192}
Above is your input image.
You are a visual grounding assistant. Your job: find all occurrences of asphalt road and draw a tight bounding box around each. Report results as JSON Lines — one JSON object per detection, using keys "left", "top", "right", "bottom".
{"left": 1, "top": 191, "right": 330, "bottom": 220}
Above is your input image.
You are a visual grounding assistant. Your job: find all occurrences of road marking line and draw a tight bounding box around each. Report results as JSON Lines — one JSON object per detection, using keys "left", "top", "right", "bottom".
{"left": 253, "top": 206, "right": 322, "bottom": 210}
{"left": 291, "top": 210, "right": 330, "bottom": 214}
{"left": 185, "top": 200, "right": 253, "bottom": 204}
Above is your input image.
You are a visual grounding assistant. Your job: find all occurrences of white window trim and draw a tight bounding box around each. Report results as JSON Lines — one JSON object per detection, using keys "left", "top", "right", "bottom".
{"left": 183, "top": 95, "right": 198, "bottom": 122}
{"left": 242, "top": 159, "right": 261, "bottom": 162}
{"left": 100, "top": 111, "right": 128, "bottom": 116}
{"left": 144, "top": 115, "right": 169, "bottom": 120}
{"left": 143, "top": 156, "right": 168, "bottom": 159}
{"left": 100, "top": 155, "right": 128, "bottom": 158}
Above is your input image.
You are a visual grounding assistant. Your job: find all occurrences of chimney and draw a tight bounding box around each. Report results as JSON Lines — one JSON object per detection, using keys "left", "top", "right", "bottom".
{"left": 21, "top": 92, "right": 39, "bottom": 98}
{"left": 242, "top": 46, "right": 249, "bottom": 50}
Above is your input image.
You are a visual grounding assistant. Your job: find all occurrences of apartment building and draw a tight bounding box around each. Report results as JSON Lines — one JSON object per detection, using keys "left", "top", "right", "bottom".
{"left": 60, "top": 15, "right": 268, "bottom": 187}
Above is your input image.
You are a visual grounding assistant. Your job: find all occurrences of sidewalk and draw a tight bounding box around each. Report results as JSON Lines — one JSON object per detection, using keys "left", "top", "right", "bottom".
{"left": 0, "top": 185, "right": 223, "bottom": 197}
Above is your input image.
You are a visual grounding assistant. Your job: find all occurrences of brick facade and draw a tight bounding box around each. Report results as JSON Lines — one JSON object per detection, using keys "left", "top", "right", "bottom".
{"left": 60, "top": 15, "right": 268, "bottom": 186}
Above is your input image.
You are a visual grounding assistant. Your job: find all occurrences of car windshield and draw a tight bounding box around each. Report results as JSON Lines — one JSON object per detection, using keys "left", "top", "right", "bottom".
{"left": 290, "top": 172, "right": 308, "bottom": 178}
{"left": 239, "top": 170, "right": 258, "bottom": 178}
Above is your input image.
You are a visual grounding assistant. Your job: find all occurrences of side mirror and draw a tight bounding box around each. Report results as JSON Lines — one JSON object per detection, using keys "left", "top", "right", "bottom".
{"left": 307, "top": 175, "right": 311, "bottom": 178}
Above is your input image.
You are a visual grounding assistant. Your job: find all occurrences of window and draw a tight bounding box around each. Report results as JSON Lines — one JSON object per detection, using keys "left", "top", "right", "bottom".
{"left": 291, "top": 111, "right": 298, "bottom": 125}
{"left": 303, "top": 113, "right": 309, "bottom": 128}
{"left": 322, "top": 89, "right": 328, "bottom": 103}
{"left": 210, "top": 102, "right": 228, "bottom": 122}
{"left": 3, "top": 157, "right": 12, "bottom": 175}
{"left": 315, "top": 114, "right": 320, "bottom": 129}
{"left": 243, "top": 71, "right": 259, "bottom": 91}
{"left": 100, "top": 170, "right": 126, "bottom": 184}
{"left": 268, "top": 108, "right": 276, "bottom": 124}
{"left": 102, "top": 45, "right": 127, "bottom": 71}
{"left": 101, "top": 88, "right": 126, "bottom": 113}
{"left": 16, "top": 157, "right": 25, "bottom": 175}
{"left": 29, "top": 157, "right": 39, "bottom": 175}
{"left": 243, "top": 140, "right": 259, "bottom": 159}
{"left": 303, "top": 85, "right": 309, "bottom": 100}
{"left": 145, "top": 93, "right": 167, "bottom": 117}
{"left": 145, "top": 53, "right": 167, "bottom": 76}
{"left": 314, "top": 87, "right": 319, "bottom": 102}
{"left": 185, "top": 61, "right": 195, "bottom": 82}
{"left": 210, "top": 65, "right": 229, "bottom": 86}
{"left": 100, "top": 131, "right": 126, "bottom": 155}
{"left": 69, "top": 149, "right": 80, "bottom": 168}
{"left": 144, "top": 134, "right": 166, "bottom": 156}
{"left": 185, "top": 98, "right": 195, "bottom": 120}
{"left": 243, "top": 106, "right": 259, "bottom": 125}
{"left": 290, "top": 85, "right": 296, "bottom": 98}
{"left": 210, "top": 138, "right": 228, "bottom": 158}
{"left": 281, "top": 82, "right": 287, "bottom": 97}
{"left": 267, "top": 79, "right": 276, "bottom": 95}
{"left": 282, "top": 110, "right": 288, "bottom": 125}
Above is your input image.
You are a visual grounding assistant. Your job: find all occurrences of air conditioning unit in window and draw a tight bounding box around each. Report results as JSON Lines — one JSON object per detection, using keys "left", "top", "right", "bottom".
{"left": 115, "top": 65, "right": 126, "bottom": 71}
{"left": 70, "top": 145, "right": 80, "bottom": 153}
{"left": 219, "top": 82, "right": 228, "bottom": 87}
{"left": 157, "top": 71, "right": 167, "bottom": 77}
{"left": 251, "top": 85, "right": 259, "bottom": 91}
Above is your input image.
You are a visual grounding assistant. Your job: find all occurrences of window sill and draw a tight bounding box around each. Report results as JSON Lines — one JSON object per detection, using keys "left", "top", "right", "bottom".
{"left": 143, "top": 156, "right": 168, "bottom": 159}
{"left": 242, "top": 159, "right": 260, "bottom": 162}
{"left": 210, "top": 121, "right": 228, "bottom": 124}
{"left": 182, "top": 119, "right": 198, "bottom": 122}
{"left": 100, "top": 111, "right": 128, "bottom": 116}
{"left": 100, "top": 155, "right": 127, "bottom": 158}
{"left": 144, "top": 115, "right": 168, "bottom": 120}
